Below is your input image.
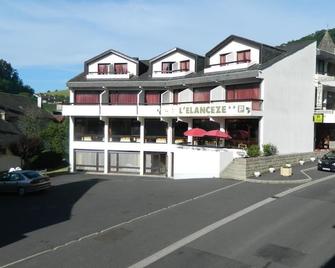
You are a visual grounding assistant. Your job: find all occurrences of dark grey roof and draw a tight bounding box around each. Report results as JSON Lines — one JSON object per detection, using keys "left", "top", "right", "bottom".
{"left": 318, "top": 30, "right": 335, "bottom": 54}
{"left": 68, "top": 35, "right": 316, "bottom": 87}
{"left": 149, "top": 47, "right": 203, "bottom": 63}
{"left": 205, "top": 35, "right": 284, "bottom": 63}
{"left": 85, "top": 49, "right": 139, "bottom": 65}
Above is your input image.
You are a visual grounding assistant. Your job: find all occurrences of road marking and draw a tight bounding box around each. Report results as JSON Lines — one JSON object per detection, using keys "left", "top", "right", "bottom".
{"left": 0, "top": 181, "right": 244, "bottom": 268}
{"left": 129, "top": 172, "right": 335, "bottom": 268}
{"left": 128, "top": 197, "right": 276, "bottom": 268}
{"left": 300, "top": 166, "right": 316, "bottom": 180}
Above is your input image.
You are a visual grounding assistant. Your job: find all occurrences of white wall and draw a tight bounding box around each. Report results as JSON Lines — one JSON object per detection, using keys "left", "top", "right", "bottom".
{"left": 211, "top": 85, "right": 225, "bottom": 101}
{"left": 261, "top": 42, "right": 316, "bottom": 154}
{"left": 87, "top": 54, "right": 137, "bottom": 76}
{"left": 152, "top": 51, "right": 195, "bottom": 78}
{"left": 205, "top": 40, "right": 260, "bottom": 73}
{"left": 179, "top": 88, "right": 193, "bottom": 102}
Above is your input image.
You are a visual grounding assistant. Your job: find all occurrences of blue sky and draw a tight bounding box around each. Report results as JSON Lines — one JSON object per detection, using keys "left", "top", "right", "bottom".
{"left": 0, "top": 0, "right": 333, "bottom": 92}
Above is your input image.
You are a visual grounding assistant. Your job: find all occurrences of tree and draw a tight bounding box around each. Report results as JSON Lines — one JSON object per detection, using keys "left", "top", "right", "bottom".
{"left": 0, "top": 59, "right": 34, "bottom": 95}
{"left": 9, "top": 136, "right": 44, "bottom": 168}
{"left": 41, "top": 119, "right": 69, "bottom": 158}
{"left": 17, "top": 108, "right": 45, "bottom": 138}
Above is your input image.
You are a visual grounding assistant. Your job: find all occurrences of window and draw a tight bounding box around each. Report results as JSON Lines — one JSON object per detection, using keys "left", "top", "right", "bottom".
{"left": 220, "top": 53, "right": 229, "bottom": 65}
{"left": 75, "top": 150, "right": 104, "bottom": 172}
{"left": 109, "top": 118, "right": 140, "bottom": 142}
{"left": 74, "top": 118, "right": 105, "bottom": 141}
{"left": 193, "top": 88, "right": 210, "bottom": 103}
{"left": 173, "top": 120, "right": 188, "bottom": 144}
{"left": 317, "top": 60, "right": 325, "bottom": 74}
{"left": 75, "top": 91, "right": 100, "bottom": 104}
{"left": 225, "top": 119, "right": 259, "bottom": 147}
{"left": 226, "top": 84, "right": 260, "bottom": 100}
{"left": 237, "top": 50, "right": 251, "bottom": 63}
{"left": 98, "top": 64, "right": 109, "bottom": 74}
{"left": 114, "top": 63, "right": 128, "bottom": 74}
{"left": 144, "top": 119, "right": 167, "bottom": 143}
{"left": 180, "top": 60, "right": 190, "bottom": 71}
{"left": 109, "top": 151, "right": 140, "bottom": 174}
{"left": 110, "top": 91, "right": 138, "bottom": 105}
{"left": 162, "top": 62, "right": 174, "bottom": 73}
{"left": 144, "top": 152, "right": 167, "bottom": 175}
{"left": 145, "top": 91, "right": 161, "bottom": 105}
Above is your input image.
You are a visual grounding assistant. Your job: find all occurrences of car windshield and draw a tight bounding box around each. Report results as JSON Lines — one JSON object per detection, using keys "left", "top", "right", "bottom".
{"left": 323, "top": 152, "right": 335, "bottom": 160}
{"left": 22, "top": 171, "right": 41, "bottom": 179}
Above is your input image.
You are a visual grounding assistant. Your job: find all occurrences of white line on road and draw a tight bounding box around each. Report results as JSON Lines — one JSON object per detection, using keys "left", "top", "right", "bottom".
{"left": 0, "top": 181, "right": 244, "bottom": 268}
{"left": 128, "top": 197, "right": 276, "bottom": 268}
{"left": 128, "top": 172, "right": 335, "bottom": 268}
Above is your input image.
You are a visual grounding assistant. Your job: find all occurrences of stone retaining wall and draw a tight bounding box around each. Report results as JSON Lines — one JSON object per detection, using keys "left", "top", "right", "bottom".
{"left": 221, "top": 151, "right": 326, "bottom": 180}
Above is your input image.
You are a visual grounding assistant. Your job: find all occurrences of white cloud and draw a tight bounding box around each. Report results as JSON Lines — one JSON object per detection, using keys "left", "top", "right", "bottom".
{"left": 0, "top": 0, "right": 333, "bottom": 67}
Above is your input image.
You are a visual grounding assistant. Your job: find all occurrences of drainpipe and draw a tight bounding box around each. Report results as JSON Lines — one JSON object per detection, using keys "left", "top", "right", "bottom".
{"left": 99, "top": 87, "right": 106, "bottom": 119}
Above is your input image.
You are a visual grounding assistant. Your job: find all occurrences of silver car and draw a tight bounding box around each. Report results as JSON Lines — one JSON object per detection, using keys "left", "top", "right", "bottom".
{"left": 0, "top": 170, "right": 51, "bottom": 195}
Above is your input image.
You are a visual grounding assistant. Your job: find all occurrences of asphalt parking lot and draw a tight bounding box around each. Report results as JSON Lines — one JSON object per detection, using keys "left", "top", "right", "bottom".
{"left": 0, "top": 165, "right": 333, "bottom": 267}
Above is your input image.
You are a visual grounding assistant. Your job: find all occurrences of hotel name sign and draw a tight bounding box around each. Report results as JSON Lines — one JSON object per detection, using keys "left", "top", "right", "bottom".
{"left": 161, "top": 101, "right": 253, "bottom": 117}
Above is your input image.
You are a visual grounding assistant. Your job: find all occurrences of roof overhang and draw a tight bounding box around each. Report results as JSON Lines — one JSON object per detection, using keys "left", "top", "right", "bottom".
{"left": 317, "top": 49, "right": 335, "bottom": 63}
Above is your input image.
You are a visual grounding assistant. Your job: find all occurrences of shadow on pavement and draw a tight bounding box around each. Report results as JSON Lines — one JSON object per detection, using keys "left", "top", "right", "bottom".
{"left": 0, "top": 178, "right": 104, "bottom": 248}
{"left": 322, "top": 255, "right": 335, "bottom": 268}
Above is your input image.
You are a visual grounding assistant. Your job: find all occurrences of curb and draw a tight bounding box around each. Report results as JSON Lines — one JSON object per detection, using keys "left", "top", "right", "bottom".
{"left": 245, "top": 178, "right": 312, "bottom": 184}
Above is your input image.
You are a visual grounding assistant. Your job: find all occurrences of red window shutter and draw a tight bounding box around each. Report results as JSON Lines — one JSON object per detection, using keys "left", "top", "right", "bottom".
{"left": 220, "top": 54, "right": 226, "bottom": 65}
{"left": 145, "top": 91, "right": 161, "bottom": 104}
{"left": 225, "top": 84, "right": 260, "bottom": 101}
{"left": 237, "top": 52, "right": 244, "bottom": 62}
{"left": 180, "top": 60, "right": 190, "bottom": 71}
{"left": 245, "top": 50, "right": 251, "bottom": 61}
{"left": 98, "top": 64, "right": 108, "bottom": 74}
{"left": 118, "top": 92, "right": 137, "bottom": 104}
{"left": 75, "top": 91, "right": 99, "bottom": 104}
{"left": 193, "top": 89, "right": 210, "bottom": 103}
{"left": 226, "top": 88, "right": 235, "bottom": 100}
{"left": 110, "top": 92, "right": 119, "bottom": 104}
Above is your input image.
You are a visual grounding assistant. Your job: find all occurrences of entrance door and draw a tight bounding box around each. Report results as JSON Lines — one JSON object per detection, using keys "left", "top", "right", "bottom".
{"left": 144, "top": 152, "right": 167, "bottom": 175}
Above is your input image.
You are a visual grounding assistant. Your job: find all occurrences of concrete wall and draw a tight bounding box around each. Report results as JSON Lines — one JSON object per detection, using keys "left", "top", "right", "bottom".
{"left": 261, "top": 42, "right": 317, "bottom": 154}
{"left": 210, "top": 85, "right": 225, "bottom": 101}
{"left": 221, "top": 151, "right": 324, "bottom": 180}
{"left": 179, "top": 88, "right": 193, "bottom": 103}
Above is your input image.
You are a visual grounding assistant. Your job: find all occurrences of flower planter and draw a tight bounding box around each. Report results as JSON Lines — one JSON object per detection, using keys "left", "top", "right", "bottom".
{"left": 280, "top": 166, "right": 292, "bottom": 177}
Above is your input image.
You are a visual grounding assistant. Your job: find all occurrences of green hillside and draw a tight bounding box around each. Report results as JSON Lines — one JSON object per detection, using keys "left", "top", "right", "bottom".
{"left": 283, "top": 28, "right": 335, "bottom": 46}
{"left": 45, "top": 89, "right": 69, "bottom": 97}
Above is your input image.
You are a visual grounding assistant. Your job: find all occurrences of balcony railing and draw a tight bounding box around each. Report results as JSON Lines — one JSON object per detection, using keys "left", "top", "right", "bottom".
{"left": 154, "top": 69, "right": 190, "bottom": 74}
{"left": 209, "top": 59, "right": 251, "bottom": 67}
{"left": 62, "top": 99, "right": 263, "bottom": 117}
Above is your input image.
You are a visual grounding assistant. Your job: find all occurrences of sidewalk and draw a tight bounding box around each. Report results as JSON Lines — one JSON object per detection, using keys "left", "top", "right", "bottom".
{"left": 246, "top": 161, "right": 317, "bottom": 184}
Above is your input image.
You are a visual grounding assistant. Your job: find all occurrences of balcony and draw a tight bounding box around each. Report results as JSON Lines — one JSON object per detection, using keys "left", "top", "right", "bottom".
{"left": 62, "top": 99, "right": 262, "bottom": 117}
{"left": 86, "top": 72, "right": 131, "bottom": 79}
{"left": 152, "top": 69, "right": 191, "bottom": 78}
{"left": 161, "top": 99, "right": 263, "bottom": 117}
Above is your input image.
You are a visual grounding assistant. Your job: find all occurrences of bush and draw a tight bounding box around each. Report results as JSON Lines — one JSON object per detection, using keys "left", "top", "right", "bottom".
{"left": 247, "top": 145, "right": 260, "bottom": 157}
{"left": 30, "top": 151, "right": 67, "bottom": 170}
{"left": 262, "top": 143, "right": 278, "bottom": 156}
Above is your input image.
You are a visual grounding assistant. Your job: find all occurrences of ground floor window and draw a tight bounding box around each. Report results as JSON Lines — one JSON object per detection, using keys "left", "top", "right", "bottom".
{"left": 109, "top": 151, "right": 140, "bottom": 174}
{"left": 74, "top": 150, "right": 104, "bottom": 172}
{"left": 144, "top": 152, "right": 167, "bottom": 175}
{"left": 314, "top": 123, "right": 335, "bottom": 149}
{"left": 144, "top": 119, "right": 167, "bottom": 143}
{"left": 225, "top": 119, "right": 259, "bottom": 148}
{"left": 193, "top": 119, "right": 219, "bottom": 130}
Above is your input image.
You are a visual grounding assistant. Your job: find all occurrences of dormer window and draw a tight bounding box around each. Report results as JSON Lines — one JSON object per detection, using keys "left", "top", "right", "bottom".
{"left": 98, "top": 64, "right": 109, "bottom": 74}
{"left": 114, "top": 63, "right": 128, "bottom": 74}
{"left": 180, "top": 60, "right": 190, "bottom": 71}
{"left": 237, "top": 50, "right": 251, "bottom": 63}
{"left": 220, "top": 53, "right": 232, "bottom": 65}
{"left": 162, "top": 62, "right": 176, "bottom": 73}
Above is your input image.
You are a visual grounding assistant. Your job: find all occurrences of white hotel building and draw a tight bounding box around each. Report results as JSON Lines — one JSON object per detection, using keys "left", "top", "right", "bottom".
{"left": 63, "top": 35, "right": 316, "bottom": 178}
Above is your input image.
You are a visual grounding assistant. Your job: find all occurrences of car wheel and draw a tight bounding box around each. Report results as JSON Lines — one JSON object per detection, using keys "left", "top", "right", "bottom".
{"left": 17, "top": 187, "right": 25, "bottom": 196}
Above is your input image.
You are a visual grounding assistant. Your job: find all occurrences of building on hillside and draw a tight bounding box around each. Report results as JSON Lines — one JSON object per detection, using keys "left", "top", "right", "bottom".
{"left": 63, "top": 35, "right": 316, "bottom": 178}
{"left": 0, "top": 92, "right": 54, "bottom": 171}
{"left": 314, "top": 31, "right": 335, "bottom": 149}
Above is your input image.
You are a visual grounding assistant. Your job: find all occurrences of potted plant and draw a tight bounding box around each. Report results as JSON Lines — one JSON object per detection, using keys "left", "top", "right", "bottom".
{"left": 281, "top": 164, "right": 292, "bottom": 176}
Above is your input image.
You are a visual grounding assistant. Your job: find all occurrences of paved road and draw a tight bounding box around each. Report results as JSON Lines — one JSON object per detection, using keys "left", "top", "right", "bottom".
{"left": 0, "top": 167, "right": 334, "bottom": 267}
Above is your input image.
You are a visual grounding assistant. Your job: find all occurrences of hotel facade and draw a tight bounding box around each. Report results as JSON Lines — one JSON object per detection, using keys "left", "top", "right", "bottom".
{"left": 63, "top": 35, "right": 316, "bottom": 178}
